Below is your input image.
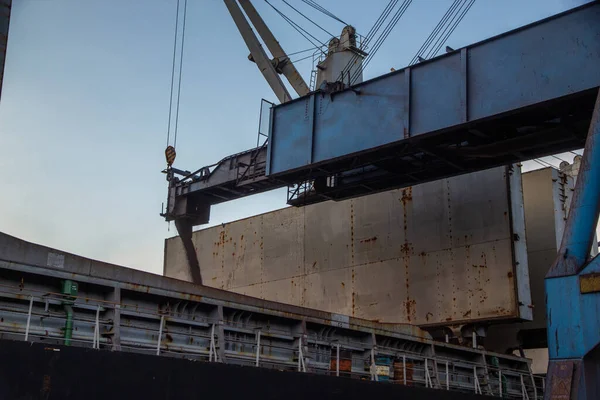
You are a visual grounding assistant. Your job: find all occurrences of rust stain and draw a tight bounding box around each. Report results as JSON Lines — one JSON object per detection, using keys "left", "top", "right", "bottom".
{"left": 165, "top": 333, "right": 174, "bottom": 343}
{"left": 341, "top": 282, "right": 345, "bottom": 288}
{"left": 359, "top": 236, "right": 377, "bottom": 244}
{"left": 400, "top": 187, "right": 413, "bottom": 206}
{"left": 42, "top": 375, "right": 51, "bottom": 394}
{"left": 240, "top": 234, "right": 244, "bottom": 240}
{"left": 507, "top": 271, "right": 514, "bottom": 278}
{"left": 351, "top": 268, "right": 356, "bottom": 316}
{"left": 181, "top": 293, "right": 203, "bottom": 303}
{"left": 463, "top": 310, "right": 472, "bottom": 318}
{"left": 350, "top": 202, "right": 355, "bottom": 265}
{"left": 404, "top": 298, "right": 416, "bottom": 322}
{"left": 425, "top": 312, "right": 433, "bottom": 321}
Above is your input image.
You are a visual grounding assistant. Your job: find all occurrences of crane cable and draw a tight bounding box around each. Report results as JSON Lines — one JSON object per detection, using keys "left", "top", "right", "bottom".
{"left": 337, "top": 0, "right": 399, "bottom": 82}
{"left": 409, "top": 0, "right": 462, "bottom": 65}
{"left": 166, "top": 0, "right": 181, "bottom": 149}
{"left": 425, "top": 0, "right": 475, "bottom": 59}
{"left": 173, "top": 0, "right": 188, "bottom": 150}
{"left": 300, "top": 0, "right": 348, "bottom": 26}
{"left": 165, "top": 0, "right": 188, "bottom": 167}
{"left": 265, "top": 0, "right": 327, "bottom": 52}
{"left": 351, "top": 0, "right": 412, "bottom": 84}
{"left": 410, "top": 0, "right": 475, "bottom": 65}
{"left": 282, "top": 0, "right": 336, "bottom": 39}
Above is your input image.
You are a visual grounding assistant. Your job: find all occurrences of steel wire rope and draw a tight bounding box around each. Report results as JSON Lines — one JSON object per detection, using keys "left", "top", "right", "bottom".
{"left": 281, "top": 46, "right": 323, "bottom": 58}
{"left": 301, "top": 0, "right": 348, "bottom": 25}
{"left": 281, "top": 0, "right": 336, "bottom": 38}
{"left": 173, "top": 0, "right": 189, "bottom": 149}
{"left": 424, "top": 0, "right": 469, "bottom": 59}
{"left": 425, "top": 0, "right": 475, "bottom": 60}
{"left": 409, "top": 0, "right": 462, "bottom": 65}
{"left": 166, "top": 0, "right": 181, "bottom": 147}
{"left": 338, "top": 0, "right": 399, "bottom": 82}
{"left": 350, "top": 0, "right": 413, "bottom": 84}
{"left": 265, "top": 0, "right": 327, "bottom": 52}
{"left": 290, "top": 52, "right": 317, "bottom": 63}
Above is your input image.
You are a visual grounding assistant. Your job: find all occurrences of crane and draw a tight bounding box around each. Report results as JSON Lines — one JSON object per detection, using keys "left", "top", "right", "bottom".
{"left": 162, "top": 0, "right": 365, "bottom": 284}
{"left": 223, "top": 0, "right": 310, "bottom": 103}
{"left": 162, "top": 3, "right": 600, "bottom": 396}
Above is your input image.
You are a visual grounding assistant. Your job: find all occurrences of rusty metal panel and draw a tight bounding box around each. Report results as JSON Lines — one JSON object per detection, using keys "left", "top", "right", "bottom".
{"left": 580, "top": 273, "right": 600, "bottom": 294}
{"left": 162, "top": 236, "right": 190, "bottom": 281}
{"left": 193, "top": 226, "right": 226, "bottom": 288}
{"left": 220, "top": 216, "right": 263, "bottom": 288}
{"left": 304, "top": 267, "right": 354, "bottom": 317}
{"left": 262, "top": 207, "right": 304, "bottom": 282}
{"left": 304, "top": 200, "right": 352, "bottom": 275}
{"left": 165, "top": 166, "right": 529, "bottom": 327}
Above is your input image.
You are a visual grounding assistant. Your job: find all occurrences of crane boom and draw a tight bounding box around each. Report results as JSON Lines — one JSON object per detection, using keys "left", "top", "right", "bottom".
{"left": 238, "top": 0, "right": 310, "bottom": 97}
{"left": 223, "top": 0, "right": 291, "bottom": 103}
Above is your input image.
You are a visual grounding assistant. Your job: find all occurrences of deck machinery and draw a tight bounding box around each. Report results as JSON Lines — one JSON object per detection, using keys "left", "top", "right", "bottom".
{"left": 163, "top": 2, "right": 600, "bottom": 398}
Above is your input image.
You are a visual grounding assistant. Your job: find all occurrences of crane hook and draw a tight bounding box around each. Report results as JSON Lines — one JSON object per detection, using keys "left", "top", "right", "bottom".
{"left": 165, "top": 145, "right": 176, "bottom": 167}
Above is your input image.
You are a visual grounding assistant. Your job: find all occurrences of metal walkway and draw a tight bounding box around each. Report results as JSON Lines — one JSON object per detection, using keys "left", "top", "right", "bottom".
{"left": 0, "top": 231, "right": 541, "bottom": 397}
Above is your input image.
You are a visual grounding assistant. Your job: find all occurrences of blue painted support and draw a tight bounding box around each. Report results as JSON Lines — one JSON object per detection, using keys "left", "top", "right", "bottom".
{"left": 267, "top": 3, "right": 600, "bottom": 178}
{"left": 545, "top": 89, "right": 600, "bottom": 399}
{"left": 548, "top": 89, "right": 600, "bottom": 278}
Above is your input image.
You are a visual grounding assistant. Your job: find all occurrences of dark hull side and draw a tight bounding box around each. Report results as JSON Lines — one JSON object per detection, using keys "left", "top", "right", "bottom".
{"left": 0, "top": 340, "right": 493, "bottom": 400}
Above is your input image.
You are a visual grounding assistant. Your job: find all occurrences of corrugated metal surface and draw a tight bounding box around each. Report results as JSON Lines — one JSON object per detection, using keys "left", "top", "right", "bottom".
{"left": 0, "top": 0, "right": 11, "bottom": 100}
{"left": 165, "top": 166, "right": 529, "bottom": 327}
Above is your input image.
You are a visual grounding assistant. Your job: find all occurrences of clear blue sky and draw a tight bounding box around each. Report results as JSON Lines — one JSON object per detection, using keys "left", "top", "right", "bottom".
{"left": 0, "top": 0, "right": 589, "bottom": 274}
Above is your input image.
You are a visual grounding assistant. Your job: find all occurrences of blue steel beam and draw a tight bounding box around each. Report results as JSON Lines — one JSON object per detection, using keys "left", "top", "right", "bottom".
{"left": 548, "top": 88, "right": 600, "bottom": 278}
{"left": 545, "top": 89, "right": 600, "bottom": 399}
{"left": 166, "top": 3, "right": 600, "bottom": 224}
{"left": 267, "top": 3, "right": 600, "bottom": 195}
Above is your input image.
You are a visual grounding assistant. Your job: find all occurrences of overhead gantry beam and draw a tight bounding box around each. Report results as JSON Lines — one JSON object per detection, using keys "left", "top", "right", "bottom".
{"left": 166, "top": 2, "right": 600, "bottom": 227}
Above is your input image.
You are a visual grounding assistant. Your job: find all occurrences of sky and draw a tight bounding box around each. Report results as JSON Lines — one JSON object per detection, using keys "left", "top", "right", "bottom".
{"left": 0, "top": 0, "right": 591, "bottom": 274}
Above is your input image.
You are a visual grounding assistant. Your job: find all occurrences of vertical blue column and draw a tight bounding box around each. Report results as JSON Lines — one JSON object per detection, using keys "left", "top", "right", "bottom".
{"left": 548, "top": 89, "right": 600, "bottom": 278}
